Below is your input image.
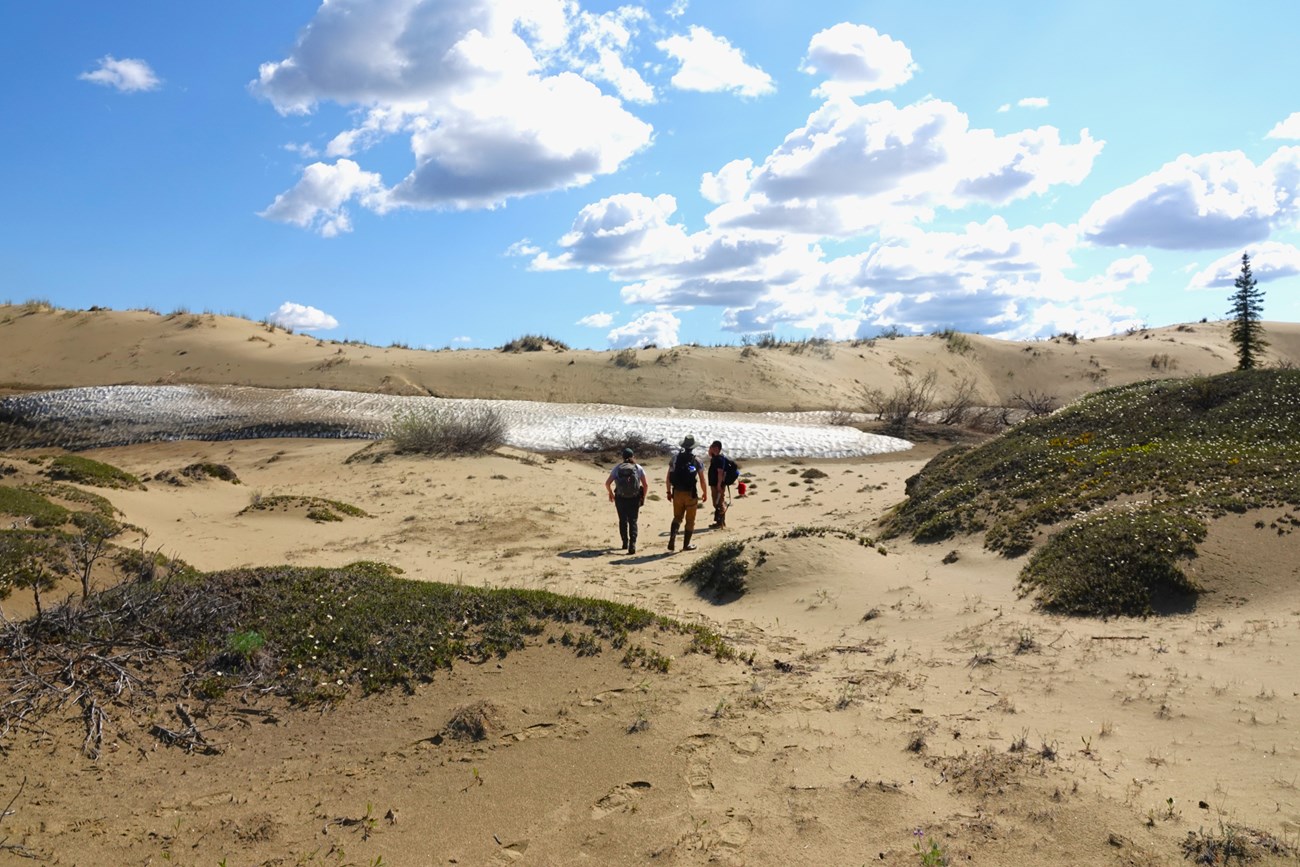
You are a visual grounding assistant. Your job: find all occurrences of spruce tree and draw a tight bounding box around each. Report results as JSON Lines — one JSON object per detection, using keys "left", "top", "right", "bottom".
{"left": 1227, "top": 252, "right": 1266, "bottom": 370}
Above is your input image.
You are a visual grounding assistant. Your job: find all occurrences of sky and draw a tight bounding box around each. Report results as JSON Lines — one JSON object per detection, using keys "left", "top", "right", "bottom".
{"left": 3, "top": 1, "right": 1300, "bottom": 351}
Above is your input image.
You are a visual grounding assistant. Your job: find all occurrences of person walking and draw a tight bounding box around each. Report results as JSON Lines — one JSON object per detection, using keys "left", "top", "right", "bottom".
{"left": 605, "top": 446, "right": 648, "bottom": 554}
{"left": 707, "top": 440, "right": 733, "bottom": 529}
{"left": 666, "top": 435, "right": 708, "bottom": 552}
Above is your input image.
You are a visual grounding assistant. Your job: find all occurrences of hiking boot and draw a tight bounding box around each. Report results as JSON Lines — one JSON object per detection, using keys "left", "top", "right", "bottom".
{"left": 627, "top": 544, "right": 636, "bottom": 555}
{"left": 683, "top": 543, "right": 697, "bottom": 551}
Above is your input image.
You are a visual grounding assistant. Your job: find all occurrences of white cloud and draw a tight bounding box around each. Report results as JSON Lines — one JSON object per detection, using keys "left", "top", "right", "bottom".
{"left": 1188, "top": 242, "right": 1300, "bottom": 289}
{"left": 997, "top": 103, "right": 1011, "bottom": 113}
{"left": 1266, "top": 112, "right": 1300, "bottom": 140}
{"left": 253, "top": 0, "right": 653, "bottom": 225}
{"left": 1018, "top": 97, "right": 1049, "bottom": 109}
{"left": 704, "top": 98, "right": 1102, "bottom": 236}
{"left": 1106, "top": 255, "right": 1153, "bottom": 284}
{"left": 578, "top": 312, "right": 615, "bottom": 327}
{"left": 656, "top": 26, "right": 774, "bottom": 97}
{"left": 667, "top": 0, "right": 689, "bottom": 18}
{"left": 1079, "top": 149, "right": 1300, "bottom": 250}
{"left": 258, "top": 159, "right": 386, "bottom": 237}
{"left": 268, "top": 302, "right": 339, "bottom": 331}
{"left": 79, "top": 56, "right": 161, "bottom": 93}
{"left": 607, "top": 311, "right": 681, "bottom": 348}
{"left": 452, "top": 336, "right": 472, "bottom": 343}
{"left": 801, "top": 24, "right": 916, "bottom": 98}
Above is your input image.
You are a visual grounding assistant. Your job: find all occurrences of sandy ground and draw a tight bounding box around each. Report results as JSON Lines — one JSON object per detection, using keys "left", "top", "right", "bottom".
{"left": 2, "top": 306, "right": 1299, "bottom": 866}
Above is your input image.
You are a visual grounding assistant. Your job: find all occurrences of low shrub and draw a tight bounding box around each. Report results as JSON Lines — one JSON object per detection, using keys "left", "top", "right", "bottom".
{"left": 45, "top": 455, "right": 141, "bottom": 489}
{"left": 680, "top": 541, "right": 751, "bottom": 599}
{"left": 388, "top": 405, "right": 507, "bottom": 455}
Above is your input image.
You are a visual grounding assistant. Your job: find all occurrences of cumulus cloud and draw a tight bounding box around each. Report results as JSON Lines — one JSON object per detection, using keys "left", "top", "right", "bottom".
{"left": 656, "top": 26, "right": 774, "bottom": 97}
{"left": 258, "top": 159, "right": 387, "bottom": 237}
{"left": 253, "top": 0, "right": 653, "bottom": 224}
{"left": 1019, "top": 97, "right": 1049, "bottom": 109}
{"left": 1266, "top": 112, "right": 1300, "bottom": 140}
{"left": 607, "top": 311, "right": 681, "bottom": 348}
{"left": 577, "top": 312, "right": 615, "bottom": 327}
{"left": 79, "top": 56, "right": 161, "bottom": 92}
{"left": 1188, "top": 242, "right": 1300, "bottom": 289}
{"left": 1080, "top": 149, "right": 1300, "bottom": 250}
{"left": 267, "top": 302, "right": 339, "bottom": 331}
{"left": 703, "top": 98, "right": 1102, "bottom": 236}
{"left": 801, "top": 24, "right": 916, "bottom": 98}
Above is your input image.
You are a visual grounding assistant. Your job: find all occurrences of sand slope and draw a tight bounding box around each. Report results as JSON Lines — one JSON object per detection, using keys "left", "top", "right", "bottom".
{"left": 2, "top": 306, "right": 1299, "bottom": 865}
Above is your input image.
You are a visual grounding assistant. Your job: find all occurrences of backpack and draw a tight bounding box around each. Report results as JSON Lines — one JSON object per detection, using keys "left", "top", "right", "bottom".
{"left": 671, "top": 450, "right": 699, "bottom": 491}
{"left": 614, "top": 462, "right": 641, "bottom": 498}
{"left": 722, "top": 455, "right": 740, "bottom": 487}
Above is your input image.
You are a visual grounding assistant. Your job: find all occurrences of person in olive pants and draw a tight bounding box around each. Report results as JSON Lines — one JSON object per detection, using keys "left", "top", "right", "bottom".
{"left": 665, "top": 435, "right": 708, "bottom": 552}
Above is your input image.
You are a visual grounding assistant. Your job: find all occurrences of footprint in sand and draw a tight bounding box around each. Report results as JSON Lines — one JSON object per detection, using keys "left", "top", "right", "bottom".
{"left": 677, "top": 733, "right": 717, "bottom": 798}
{"left": 591, "top": 780, "right": 653, "bottom": 819}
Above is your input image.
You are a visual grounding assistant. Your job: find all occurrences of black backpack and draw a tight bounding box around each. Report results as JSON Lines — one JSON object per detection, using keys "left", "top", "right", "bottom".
{"left": 614, "top": 462, "right": 641, "bottom": 498}
{"left": 722, "top": 455, "right": 740, "bottom": 487}
{"left": 671, "top": 450, "right": 699, "bottom": 491}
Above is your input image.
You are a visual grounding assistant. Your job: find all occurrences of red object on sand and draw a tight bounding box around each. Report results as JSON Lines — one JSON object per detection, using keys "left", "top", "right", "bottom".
{"left": 737, "top": 481, "right": 747, "bottom": 497}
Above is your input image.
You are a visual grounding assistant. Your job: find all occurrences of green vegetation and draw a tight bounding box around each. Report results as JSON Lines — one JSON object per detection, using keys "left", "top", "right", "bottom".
{"left": 884, "top": 369, "right": 1300, "bottom": 616}
{"left": 0, "top": 487, "right": 71, "bottom": 527}
{"left": 239, "top": 495, "right": 370, "bottom": 522}
{"left": 5, "top": 562, "right": 733, "bottom": 713}
{"left": 23, "top": 481, "right": 118, "bottom": 517}
{"left": 680, "top": 541, "right": 752, "bottom": 598}
{"left": 387, "top": 405, "right": 507, "bottom": 455}
{"left": 44, "top": 455, "right": 141, "bottom": 489}
{"left": 1228, "top": 252, "right": 1267, "bottom": 370}
{"left": 181, "top": 462, "right": 241, "bottom": 483}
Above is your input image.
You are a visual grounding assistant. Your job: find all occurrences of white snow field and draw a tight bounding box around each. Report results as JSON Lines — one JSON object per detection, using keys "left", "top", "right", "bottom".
{"left": 0, "top": 385, "right": 911, "bottom": 459}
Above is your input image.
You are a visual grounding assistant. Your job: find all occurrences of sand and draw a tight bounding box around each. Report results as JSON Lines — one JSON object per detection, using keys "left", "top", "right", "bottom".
{"left": 1, "top": 305, "right": 1299, "bottom": 866}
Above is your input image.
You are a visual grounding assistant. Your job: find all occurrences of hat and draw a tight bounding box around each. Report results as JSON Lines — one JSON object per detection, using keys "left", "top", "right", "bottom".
{"left": 680, "top": 435, "right": 695, "bottom": 449}
{"left": 621, "top": 447, "right": 634, "bottom": 458}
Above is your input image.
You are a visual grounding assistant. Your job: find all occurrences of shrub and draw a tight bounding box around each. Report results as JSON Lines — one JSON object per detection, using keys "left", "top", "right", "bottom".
{"left": 1018, "top": 509, "right": 1205, "bottom": 616}
{"left": 612, "top": 348, "right": 640, "bottom": 368}
{"left": 500, "top": 334, "right": 569, "bottom": 352}
{"left": 680, "top": 541, "right": 751, "bottom": 598}
{"left": 45, "top": 455, "right": 141, "bottom": 489}
{"left": 861, "top": 370, "right": 937, "bottom": 436}
{"left": 388, "top": 405, "right": 507, "bottom": 455}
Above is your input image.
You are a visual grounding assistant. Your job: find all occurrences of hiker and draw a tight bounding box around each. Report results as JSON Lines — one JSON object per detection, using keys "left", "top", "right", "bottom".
{"left": 707, "top": 440, "right": 737, "bottom": 529}
{"left": 605, "top": 446, "right": 648, "bottom": 554}
{"left": 666, "top": 435, "right": 708, "bottom": 551}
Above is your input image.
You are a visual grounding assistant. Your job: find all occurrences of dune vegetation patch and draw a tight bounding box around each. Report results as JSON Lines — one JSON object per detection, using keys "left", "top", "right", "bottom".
{"left": 0, "top": 486, "right": 71, "bottom": 527}
{"left": 387, "top": 405, "right": 506, "bottom": 456}
{"left": 239, "top": 494, "right": 369, "bottom": 523}
{"left": 0, "top": 562, "right": 733, "bottom": 756}
{"left": 884, "top": 369, "right": 1300, "bottom": 616}
{"left": 42, "top": 454, "right": 142, "bottom": 489}
{"left": 681, "top": 526, "right": 884, "bottom": 600}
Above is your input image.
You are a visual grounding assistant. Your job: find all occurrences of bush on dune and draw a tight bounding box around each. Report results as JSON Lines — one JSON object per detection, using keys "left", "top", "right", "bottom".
{"left": 884, "top": 369, "right": 1300, "bottom": 616}
{"left": 388, "top": 405, "right": 507, "bottom": 455}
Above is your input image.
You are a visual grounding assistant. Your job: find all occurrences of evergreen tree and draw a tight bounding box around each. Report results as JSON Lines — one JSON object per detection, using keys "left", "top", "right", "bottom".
{"left": 1227, "top": 252, "right": 1266, "bottom": 369}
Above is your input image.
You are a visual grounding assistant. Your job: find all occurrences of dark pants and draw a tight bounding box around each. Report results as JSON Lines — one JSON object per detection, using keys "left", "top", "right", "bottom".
{"left": 615, "top": 497, "right": 641, "bottom": 548}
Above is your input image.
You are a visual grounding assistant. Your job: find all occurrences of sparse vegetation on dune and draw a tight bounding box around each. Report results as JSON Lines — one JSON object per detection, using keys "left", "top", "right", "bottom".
{"left": 885, "top": 369, "right": 1300, "bottom": 616}
{"left": 0, "top": 561, "right": 733, "bottom": 754}
{"left": 387, "top": 405, "right": 507, "bottom": 455}
{"left": 499, "top": 333, "right": 569, "bottom": 353}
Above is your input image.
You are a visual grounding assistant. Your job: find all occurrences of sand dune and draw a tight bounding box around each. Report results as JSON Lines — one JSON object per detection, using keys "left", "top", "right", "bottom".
{"left": 2, "top": 305, "right": 1299, "bottom": 866}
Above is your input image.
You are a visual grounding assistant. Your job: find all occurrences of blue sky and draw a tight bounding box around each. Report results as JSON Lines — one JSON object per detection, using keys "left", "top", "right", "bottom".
{"left": 3, "top": 1, "right": 1299, "bottom": 350}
